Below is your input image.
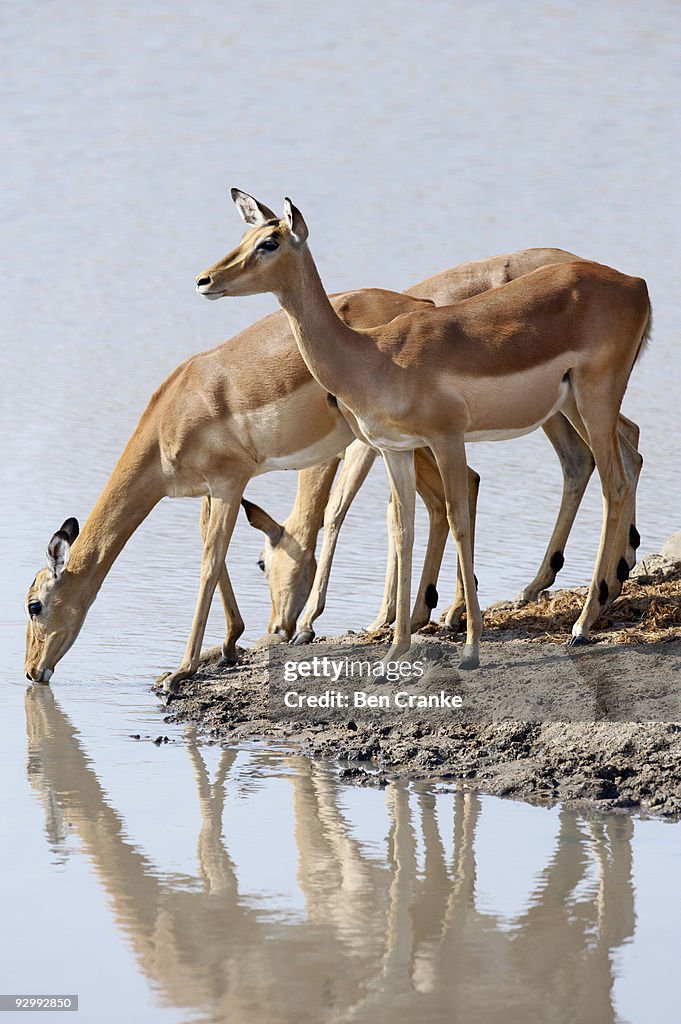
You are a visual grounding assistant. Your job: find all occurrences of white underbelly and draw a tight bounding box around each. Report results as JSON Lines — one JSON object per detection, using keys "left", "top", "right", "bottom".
{"left": 464, "top": 375, "right": 569, "bottom": 442}
{"left": 354, "top": 416, "right": 425, "bottom": 452}
{"left": 256, "top": 417, "right": 354, "bottom": 473}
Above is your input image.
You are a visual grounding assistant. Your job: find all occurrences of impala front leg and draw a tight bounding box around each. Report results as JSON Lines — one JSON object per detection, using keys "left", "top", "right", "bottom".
{"left": 293, "top": 440, "right": 376, "bottom": 644}
{"left": 164, "top": 484, "right": 246, "bottom": 694}
{"left": 409, "top": 447, "right": 450, "bottom": 630}
{"left": 432, "top": 439, "right": 482, "bottom": 669}
{"left": 365, "top": 494, "right": 398, "bottom": 633}
{"left": 379, "top": 449, "right": 416, "bottom": 668}
{"left": 200, "top": 496, "right": 244, "bottom": 666}
{"left": 441, "top": 465, "right": 480, "bottom": 631}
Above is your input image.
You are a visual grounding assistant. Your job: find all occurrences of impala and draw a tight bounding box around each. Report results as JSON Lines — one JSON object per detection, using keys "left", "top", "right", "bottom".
{"left": 196, "top": 190, "right": 650, "bottom": 670}
{"left": 23, "top": 283, "right": 437, "bottom": 690}
{"left": 257, "top": 256, "right": 640, "bottom": 646}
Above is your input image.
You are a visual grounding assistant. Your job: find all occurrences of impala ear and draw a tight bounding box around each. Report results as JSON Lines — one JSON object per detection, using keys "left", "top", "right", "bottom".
{"left": 230, "top": 188, "right": 277, "bottom": 227}
{"left": 46, "top": 528, "right": 73, "bottom": 579}
{"left": 283, "top": 198, "right": 309, "bottom": 245}
{"left": 241, "top": 499, "right": 284, "bottom": 546}
{"left": 59, "top": 517, "right": 80, "bottom": 545}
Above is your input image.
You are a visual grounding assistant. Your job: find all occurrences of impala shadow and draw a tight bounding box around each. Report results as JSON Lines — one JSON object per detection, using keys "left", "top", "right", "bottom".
{"left": 25, "top": 687, "right": 634, "bottom": 1024}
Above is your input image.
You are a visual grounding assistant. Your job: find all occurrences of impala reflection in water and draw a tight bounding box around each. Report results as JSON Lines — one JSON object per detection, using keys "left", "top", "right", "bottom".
{"left": 26, "top": 686, "right": 636, "bottom": 1024}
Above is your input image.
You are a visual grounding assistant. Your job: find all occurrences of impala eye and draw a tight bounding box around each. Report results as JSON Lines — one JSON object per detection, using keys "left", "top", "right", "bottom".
{"left": 257, "top": 237, "right": 279, "bottom": 252}
{"left": 257, "top": 559, "right": 265, "bottom": 573}
{"left": 28, "top": 600, "right": 43, "bottom": 617}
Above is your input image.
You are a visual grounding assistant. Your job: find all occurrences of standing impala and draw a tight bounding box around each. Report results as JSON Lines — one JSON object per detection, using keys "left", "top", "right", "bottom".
{"left": 196, "top": 190, "right": 650, "bottom": 670}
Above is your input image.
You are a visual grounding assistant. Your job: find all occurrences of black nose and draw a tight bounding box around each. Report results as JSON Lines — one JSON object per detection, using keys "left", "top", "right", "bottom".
{"left": 197, "top": 275, "right": 212, "bottom": 287}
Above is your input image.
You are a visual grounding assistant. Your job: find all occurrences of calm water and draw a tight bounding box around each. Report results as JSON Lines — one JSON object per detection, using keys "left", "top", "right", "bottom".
{"left": 2, "top": 2, "right": 680, "bottom": 1021}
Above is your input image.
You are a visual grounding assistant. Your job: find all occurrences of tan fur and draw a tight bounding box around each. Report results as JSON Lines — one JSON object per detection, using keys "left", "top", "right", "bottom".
{"left": 23, "top": 288, "right": 433, "bottom": 687}
{"left": 197, "top": 194, "right": 650, "bottom": 668}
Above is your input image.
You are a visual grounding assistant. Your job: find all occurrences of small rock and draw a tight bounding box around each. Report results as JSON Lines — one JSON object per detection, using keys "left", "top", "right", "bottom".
{"left": 660, "top": 531, "right": 681, "bottom": 562}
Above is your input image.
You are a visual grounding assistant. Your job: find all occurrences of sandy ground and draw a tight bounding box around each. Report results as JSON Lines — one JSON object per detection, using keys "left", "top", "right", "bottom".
{"left": 155, "top": 553, "right": 681, "bottom": 818}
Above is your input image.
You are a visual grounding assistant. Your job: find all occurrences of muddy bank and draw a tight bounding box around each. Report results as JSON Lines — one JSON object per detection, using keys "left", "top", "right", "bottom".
{"left": 156, "top": 556, "right": 681, "bottom": 818}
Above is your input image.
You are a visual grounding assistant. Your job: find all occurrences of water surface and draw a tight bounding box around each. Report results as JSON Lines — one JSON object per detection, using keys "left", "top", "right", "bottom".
{"left": 2, "top": 2, "right": 680, "bottom": 1021}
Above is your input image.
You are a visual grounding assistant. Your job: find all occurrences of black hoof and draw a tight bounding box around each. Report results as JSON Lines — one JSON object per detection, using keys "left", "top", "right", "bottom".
{"left": 217, "top": 655, "right": 238, "bottom": 670}
{"left": 569, "top": 635, "right": 590, "bottom": 647}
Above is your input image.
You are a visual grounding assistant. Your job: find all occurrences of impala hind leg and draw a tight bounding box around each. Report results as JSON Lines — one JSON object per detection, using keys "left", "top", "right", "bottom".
{"left": 617, "top": 414, "right": 642, "bottom": 569}
{"left": 200, "top": 496, "right": 244, "bottom": 666}
{"left": 604, "top": 431, "right": 643, "bottom": 601}
{"left": 441, "top": 466, "right": 480, "bottom": 631}
{"left": 517, "top": 413, "right": 595, "bottom": 604}
{"left": 292, "top": 440, "right": 376, "bottom": 644}
{"left": 164, "top": 482, "right": 247, "bottom": 693}
{"left": 379, "top": 449, "right": 416, "bottom": 666}
{"left": 566, "top": 400, "right": 631, "bottom": 645}
{"left": 431, "top": 441, "right": 482, "bottom": 669}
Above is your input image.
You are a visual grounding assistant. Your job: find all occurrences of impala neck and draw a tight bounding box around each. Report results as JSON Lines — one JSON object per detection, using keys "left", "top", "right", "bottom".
{"left": 66, "top": 434, "right": 165, "bottom": 605}
{"left": 275, "top": 246, "right": 364, "bottom": 399}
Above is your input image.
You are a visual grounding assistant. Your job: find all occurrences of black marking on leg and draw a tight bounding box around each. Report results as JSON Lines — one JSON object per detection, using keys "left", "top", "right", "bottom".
{"left": 474, "top": 574, "right": 479, "bottom": 591}
{"left": 326, "top": 393, "right": 338, "bottom": 407}
{"left": 629, "top": 524, "right": 641, "bottom": 550}
{"left": 549, "top": 550, "right": 565, "bottom": 574}
{"left": 598, "top": 579, "right": 609, "bottom": 605}
{"left": 425, "top": 583, "right": 438, "bottom": 609}
{"left": 617, "top": 557, "right": 630, "bottom": 583}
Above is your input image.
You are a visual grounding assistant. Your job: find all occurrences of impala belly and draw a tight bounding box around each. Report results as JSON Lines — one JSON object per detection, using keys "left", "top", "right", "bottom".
{"left": 461, "top": 361, "right": 571, "bottom": 442}
{"left": 230, "top": 383, "right": 354, "bottom": 474}
{"left": 257, "top": 420, "right": 353, "bottom": 472}
{"left": 355, "top": 360, "right": 571, "bottom": 451}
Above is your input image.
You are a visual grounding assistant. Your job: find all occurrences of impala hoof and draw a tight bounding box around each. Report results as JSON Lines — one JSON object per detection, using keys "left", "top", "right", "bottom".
{"left": 154, "top": 671, "right": 171, "bottom": 690}
{"left": 569, "top": 634, "right": 590, "bottom": 647}
{"left": 291, "top": 629, "right": 315, "bottom": 646}
{"left": 365, "top": 619, "right": 392, "bottom": 634}
{"left": 162, "top": 668, "right": 195, "bottom": 693}
{"left": 458, "top": 654, "right": 480, "bottom": 671}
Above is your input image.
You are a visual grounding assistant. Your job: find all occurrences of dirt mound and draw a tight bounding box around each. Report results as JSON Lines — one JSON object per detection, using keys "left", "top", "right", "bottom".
{"left": 155, "top": 553, "right": 681, "bottom": 819}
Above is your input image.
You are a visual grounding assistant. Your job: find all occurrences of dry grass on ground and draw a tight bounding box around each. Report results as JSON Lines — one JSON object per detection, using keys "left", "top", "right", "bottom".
{"left": 482, "top": 560, "right": 681, "bottom": 644}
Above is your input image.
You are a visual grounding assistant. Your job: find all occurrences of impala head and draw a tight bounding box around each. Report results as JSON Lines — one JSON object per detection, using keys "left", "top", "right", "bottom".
{"left": 241, "top": 499, "right": 316, "bottom": 639}
{"left": 196, "top": 189, "right": 309, "bottom": 300}
{"left": 24, "top": 518, "right": 86, "bottom": 683}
